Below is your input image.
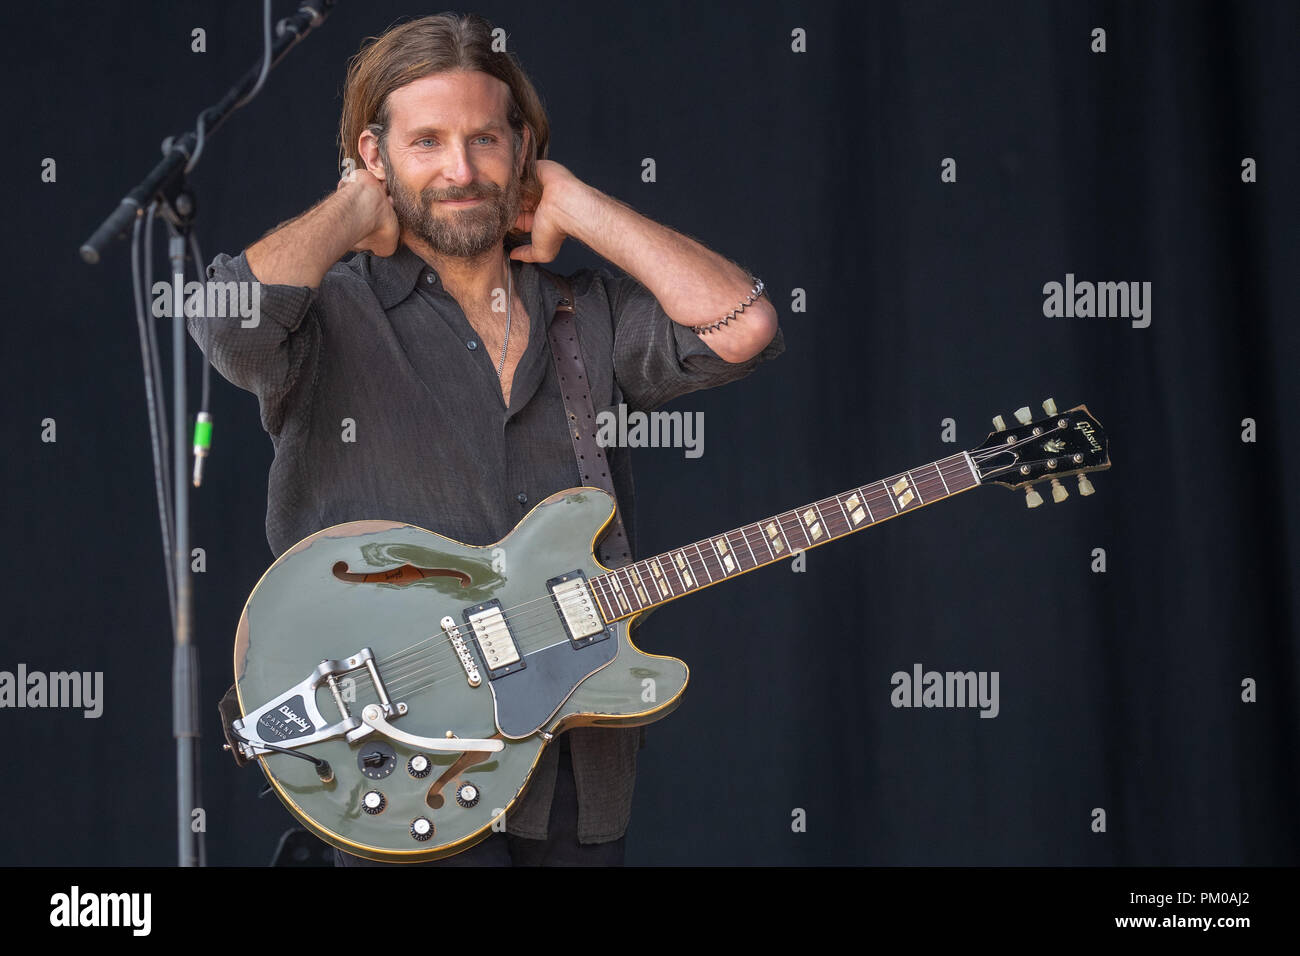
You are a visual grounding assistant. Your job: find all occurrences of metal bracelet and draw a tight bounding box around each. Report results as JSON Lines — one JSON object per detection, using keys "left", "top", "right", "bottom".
{"left": 692, "top": 276, "right": 766, "bottom": 335}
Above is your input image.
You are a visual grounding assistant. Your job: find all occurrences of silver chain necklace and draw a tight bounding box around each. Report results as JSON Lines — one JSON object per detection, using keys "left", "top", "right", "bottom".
{"left": 496, "top": 252, "right": 512, "bottom": 379}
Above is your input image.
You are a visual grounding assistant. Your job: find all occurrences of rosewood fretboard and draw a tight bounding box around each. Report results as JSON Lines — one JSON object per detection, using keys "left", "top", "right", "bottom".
{"left": 587, "top": 452, "right": 982, "bottom": 621}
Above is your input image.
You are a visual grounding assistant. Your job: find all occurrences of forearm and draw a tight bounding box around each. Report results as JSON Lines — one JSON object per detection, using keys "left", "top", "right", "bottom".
{"left": 557, "top": 183, "right": 778, "bottom": 363}
{"left": 246, "top": 184, "right": 375, "bottom": 288}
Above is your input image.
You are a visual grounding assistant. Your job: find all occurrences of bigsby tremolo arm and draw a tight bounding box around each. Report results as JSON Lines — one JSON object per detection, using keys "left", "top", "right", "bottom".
{"left": 359, "top": 705, "right": 503, "bottom": 752}
{"left": 231, "top": 646, "right": 500, "bottom": 759}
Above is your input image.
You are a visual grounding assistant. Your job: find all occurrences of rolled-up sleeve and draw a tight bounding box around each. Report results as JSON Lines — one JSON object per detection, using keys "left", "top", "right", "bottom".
{"left": 600, "top": 268, "right": 785, "bottom": 412}
{"left": 188, "top": 250, "right": 320, "bottom": 435}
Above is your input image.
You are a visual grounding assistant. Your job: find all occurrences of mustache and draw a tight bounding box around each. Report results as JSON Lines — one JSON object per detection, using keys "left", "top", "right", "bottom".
{"left": 423, "top": 183, "right": 503, "bottom": 202}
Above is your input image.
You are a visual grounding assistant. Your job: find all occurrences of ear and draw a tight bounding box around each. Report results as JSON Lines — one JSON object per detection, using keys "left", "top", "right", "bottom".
{"left": 358, "top": 127, "right": 386, "bottom": 181}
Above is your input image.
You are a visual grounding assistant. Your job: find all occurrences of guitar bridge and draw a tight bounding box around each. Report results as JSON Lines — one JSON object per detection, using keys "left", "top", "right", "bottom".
{"left": 231, "top": 648, "right": 400, "bottom": 759}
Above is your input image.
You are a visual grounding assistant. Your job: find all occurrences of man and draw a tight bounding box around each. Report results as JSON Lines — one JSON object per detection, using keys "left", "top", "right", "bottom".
{"left": 193, "top": 12, "right": 783, "bottom": 866}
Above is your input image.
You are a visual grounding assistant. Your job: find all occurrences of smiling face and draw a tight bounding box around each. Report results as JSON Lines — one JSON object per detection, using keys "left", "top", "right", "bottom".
{"left": 366, "top": 70, "right": 528, "bottom": 259}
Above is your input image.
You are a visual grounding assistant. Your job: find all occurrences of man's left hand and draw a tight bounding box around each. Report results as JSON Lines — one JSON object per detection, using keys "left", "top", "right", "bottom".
{"left": 510, "top": 160, "right": 584, "bottom": 263}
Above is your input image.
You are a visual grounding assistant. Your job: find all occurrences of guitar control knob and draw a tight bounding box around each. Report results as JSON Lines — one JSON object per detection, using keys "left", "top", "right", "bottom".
{"left": 1077, "top": 474, "right": 1095, "bottom": 496}
{"left": 1050, "top": 477, "right": 1069, "bottom": 503}
{"left": 410, "top": 817, "right": 434, "bottom": 841}
{"left": 362, "top": 790, "right": 386, "bottom": 815}
{"left": 455, "top": 783, "right": 481, "bottom": 808}
{"left": 1025, "top": 485, "right": 1044, "bottom": 508}
{"left": 408, "top": 754, "right": 431, "bottom": 779}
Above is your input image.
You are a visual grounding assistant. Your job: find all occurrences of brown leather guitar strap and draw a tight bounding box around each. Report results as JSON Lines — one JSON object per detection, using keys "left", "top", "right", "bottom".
{"left": 543, "top": 271, "right": 633, "bottom": 569}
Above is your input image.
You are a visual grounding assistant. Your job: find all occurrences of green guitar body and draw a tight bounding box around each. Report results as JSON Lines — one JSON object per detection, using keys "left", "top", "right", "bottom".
{"left": 232, "top": 487, "right": 687, "bottom": 862}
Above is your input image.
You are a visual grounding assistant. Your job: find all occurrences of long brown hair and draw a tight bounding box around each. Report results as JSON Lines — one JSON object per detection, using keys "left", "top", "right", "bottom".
{"left": 338, "top": 13, "right": 550, "bottom": 230}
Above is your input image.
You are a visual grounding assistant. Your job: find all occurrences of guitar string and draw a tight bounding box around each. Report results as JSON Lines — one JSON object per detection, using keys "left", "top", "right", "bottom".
{"left": 338, "top": 444, "right": 1081, "bottom": 703}
{"left": 370, "top": 452, "right": 982, "bottom": 668}
{"left": 340, "top": 442, "right": 1065, "bottom": 696}
{"left": 366, "top": 450, "right": 991, "bottom": 692}
{"left": 357, "top": 455, "right": 986, "bottom": 697}
{"left": 369, "top": 453, "right": 976, "bottom": 673}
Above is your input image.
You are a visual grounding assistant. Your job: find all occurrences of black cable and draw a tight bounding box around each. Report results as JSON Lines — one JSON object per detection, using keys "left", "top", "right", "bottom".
{"left": 187, "top": 232, "right": 213, "bottom": 414}
{"left": 131, "top": 208, "right": 177, "bottom": 629}
{"left": 233, "top": 729, "right": 334, "bottom": 782}
{"left": 142, "top": 204, "right": 172, "bottom": 518}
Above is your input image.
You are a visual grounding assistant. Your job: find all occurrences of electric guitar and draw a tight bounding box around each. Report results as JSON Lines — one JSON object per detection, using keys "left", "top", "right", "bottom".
{"left": 227, "top": 400, "right": 1110, "bottom": 861}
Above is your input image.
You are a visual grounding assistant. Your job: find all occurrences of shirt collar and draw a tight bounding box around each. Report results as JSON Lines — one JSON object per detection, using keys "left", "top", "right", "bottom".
{"left": 362, "top": 241, "right": 564, "bottom": 323}
{"left": 366, "top": 242, "right": 434, "bottom": 310}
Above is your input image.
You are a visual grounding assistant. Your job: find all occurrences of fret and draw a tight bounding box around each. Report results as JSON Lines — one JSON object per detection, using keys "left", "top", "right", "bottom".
{"left": 591, "top": 454, "right": 982, "bottom": 619}
{"left": 607, "top": 572, "right": 631, "bottom": 613}
{"left": 786, "top": 511, "right": 813, "bottom": 550}
{"left": 844, "top": 490, "right": 871, "bottom": 528}
{"left": 592, "top": 575, "right": 616, "bottom": 622}
{"left": 735, "top": 527, "right": 758, "bottom": 570}
{"left": 882, "top": 480, "right": 899, "bottom": 514}
{"left": 713, "top": 534, "right": 738, "bottom": 575}
{"left": 661, "top": 553, "right": 685, "bottom": 593}
{"left": 673, "top": 550, "right": 695, "bottom": 589}
{"left": 799, "top": 503, "right": 826, "bottom": 544}
{"left": 833, "top": 494, "right": 852, "bottom": 535}
{"left": 648, "top": 556, "right": 670, "bottom": 599}
{"left": 693, "top": 542, "right": 714, "bottom": 584}
{"left": 614, "top": 568, "right": 638, "bottom": 612}
{"left": 630, "top": 564, "right": 651, "bottom": 605}
{"left": 621, "top": 567, "right": 645, "bottom": 610}
{"left": 905, "top": 470, "right": 925, "bottom": 505}
{"left": 820, "top": 499, "right": 848, "bottom": 538}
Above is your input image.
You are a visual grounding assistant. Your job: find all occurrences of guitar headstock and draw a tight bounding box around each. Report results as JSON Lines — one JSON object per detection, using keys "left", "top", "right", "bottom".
{"left": 968, "top": 399, "right": 1110, "bottom": 506}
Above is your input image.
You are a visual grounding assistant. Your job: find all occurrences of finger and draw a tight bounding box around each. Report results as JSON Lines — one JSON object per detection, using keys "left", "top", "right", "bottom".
{"left": 508, "top": 244, "right": 533, "bottom": 262}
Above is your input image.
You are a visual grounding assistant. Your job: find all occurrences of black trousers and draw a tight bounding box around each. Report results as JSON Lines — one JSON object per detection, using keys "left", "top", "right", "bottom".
{"left": 332, "top": 746, "right": 626, "bottom": 867}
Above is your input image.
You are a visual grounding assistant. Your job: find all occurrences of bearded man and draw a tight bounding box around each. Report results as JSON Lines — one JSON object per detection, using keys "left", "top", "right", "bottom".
{"left": 192, "top": 12, "right": 783, "bottom": 866}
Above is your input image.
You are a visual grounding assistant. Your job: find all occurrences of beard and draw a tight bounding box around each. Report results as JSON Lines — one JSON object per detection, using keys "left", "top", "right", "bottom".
{"left": 385, "top": 155, "right": 523, "bottom": 260}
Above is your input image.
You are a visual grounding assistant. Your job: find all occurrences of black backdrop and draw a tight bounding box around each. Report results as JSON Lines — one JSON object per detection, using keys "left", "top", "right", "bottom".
{"left": 2, "top": 0, "right": 1295, "bottom": 866}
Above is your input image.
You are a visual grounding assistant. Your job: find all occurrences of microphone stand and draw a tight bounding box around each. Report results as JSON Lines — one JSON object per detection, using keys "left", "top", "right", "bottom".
{"left": 80, "top": 0, "right": 337, "bottom": 867}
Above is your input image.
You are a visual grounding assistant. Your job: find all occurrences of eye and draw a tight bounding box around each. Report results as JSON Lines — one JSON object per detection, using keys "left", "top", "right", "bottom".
{"left": 417, "top": 137, "right": 436, "bottom": 148}
{"left": 474, "top": 135, "right": 495, "bottom": 145}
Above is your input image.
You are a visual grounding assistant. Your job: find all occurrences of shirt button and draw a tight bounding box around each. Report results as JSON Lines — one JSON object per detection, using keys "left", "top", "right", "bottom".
{"left": 467, "top": 339, "right": 478, "bottom": 350}
{"left": 516, "top": 492, "right": 528, "bottom": 504}
{"left": 425, "top": 273, "right": 435, "bottom": 284}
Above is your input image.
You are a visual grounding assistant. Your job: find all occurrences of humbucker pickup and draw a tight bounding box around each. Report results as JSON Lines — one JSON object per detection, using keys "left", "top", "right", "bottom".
{"left": 463, "top": 600, "right": 524, "bottom": 679}
{"left": 547, "top": 571, "right": 610, "bottom": 647}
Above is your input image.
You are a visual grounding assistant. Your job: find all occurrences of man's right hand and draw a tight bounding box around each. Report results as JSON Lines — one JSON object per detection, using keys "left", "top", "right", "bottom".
{"left": 246, "top": 166, "right": 403, "bottom": 288}
{"left": 339, "top": 168, "right": 399, "bottom": 258}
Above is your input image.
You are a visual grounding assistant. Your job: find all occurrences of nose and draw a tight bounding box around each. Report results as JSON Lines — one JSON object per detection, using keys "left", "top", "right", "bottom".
{"left": 441, "top": 140, "right": 476, "bottom": 189}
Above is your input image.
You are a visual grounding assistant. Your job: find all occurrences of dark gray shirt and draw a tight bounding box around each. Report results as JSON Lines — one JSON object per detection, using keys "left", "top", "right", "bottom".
{"left": 192, "top": 240, "right": 784, "bottom": 845}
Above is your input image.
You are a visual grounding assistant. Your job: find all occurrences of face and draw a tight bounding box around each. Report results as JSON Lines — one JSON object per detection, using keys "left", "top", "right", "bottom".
{"left": 371, "top": 70, "right": 525, "bottom": 259}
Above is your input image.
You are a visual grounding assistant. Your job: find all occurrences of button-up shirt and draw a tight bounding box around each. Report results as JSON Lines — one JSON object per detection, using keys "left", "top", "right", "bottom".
{"left": 191, "top": 240, "right": 784, "bottom": 848}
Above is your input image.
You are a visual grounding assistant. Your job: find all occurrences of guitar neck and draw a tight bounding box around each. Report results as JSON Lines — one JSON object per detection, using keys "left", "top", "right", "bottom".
{"left": 589, "top": 451, "right": 983, "bottom": 621}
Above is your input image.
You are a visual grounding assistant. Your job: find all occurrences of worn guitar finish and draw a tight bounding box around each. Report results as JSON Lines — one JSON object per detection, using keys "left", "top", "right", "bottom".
{"left": 234, "top": 489, "right": 685, "bottom": 862}
{"left": 231, "top": 401, "right": 1110, "bottom": 862}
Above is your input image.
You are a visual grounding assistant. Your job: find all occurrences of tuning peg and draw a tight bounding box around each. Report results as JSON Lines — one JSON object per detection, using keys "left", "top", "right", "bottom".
{"left": 993, "top": 415, "right": 1007, "bottom": 432}
{"left": 1014, "top": 406, "right": 1033, "bottom": 425}
{"left": 1077, "top": 474, "right": 1095, "bottom": 496}
{"left": 1025, "top": 485, "right": 1044, "bottom": 508}
{"left": 1042, "top": 397, "right": 1058, "bottom": 417}
{"left": 1050, "top": 477, "right": 1069, "bottom": 503}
